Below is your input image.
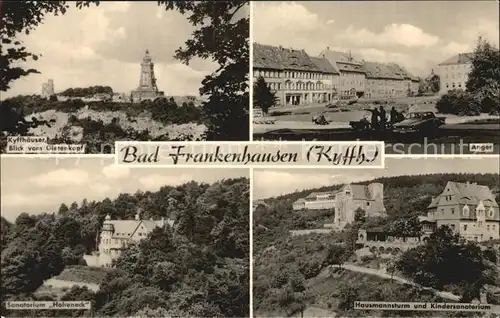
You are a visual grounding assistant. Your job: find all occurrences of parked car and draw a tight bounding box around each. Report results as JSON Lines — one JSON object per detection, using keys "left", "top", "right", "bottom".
{"left": 393, "top": 111, "right": 445, "bottom": 133}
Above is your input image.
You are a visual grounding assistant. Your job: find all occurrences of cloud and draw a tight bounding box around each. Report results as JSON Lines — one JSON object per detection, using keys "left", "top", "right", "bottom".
{"left": 29, "top": 169, "right": 90, "bottom": 188}
{"left": 339, "top": 24, "right": 440, "bottom": 48}
{"left": 326, "top": 19, "right": 335, "bottom": 25}
{"left": 138, "top": 174, "right": 194, "bottom": 190}
{"left": 101, "top": 165, "right": 130, "bottom": 179}
{"left": 3, "top": 1, "right": 219, "bottom": 98}
{"left": 1, "top": 193, "right": 59, "bottom": 208}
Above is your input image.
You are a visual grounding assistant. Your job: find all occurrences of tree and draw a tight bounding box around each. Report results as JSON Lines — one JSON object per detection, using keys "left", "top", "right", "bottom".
{"left": 389, "top": 216, "right": 422, "bottom": 242}
{"left": 466, "top": 37, "right": 500, "bottom": 115}
{"left": 324, "top": 244, "right": 346, "bottom": 267}
{"left": 354, "top": 208, "right": 366, "bottom": 224}
{"left": 159, "top": 1, "right": 249, "bottom": 141}
{"left": 253, "top": 76, "right": 278, "bottom": 114}
{"left": 428, "top": 74, "right": 440, "bottom": 93}
{"left": 396, "top": 226, "right": 496, "bottom": 300}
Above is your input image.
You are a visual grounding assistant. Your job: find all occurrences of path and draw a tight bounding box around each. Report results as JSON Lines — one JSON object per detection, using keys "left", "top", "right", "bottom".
{"left": 332, "top": 263, "right": 464, "bottom": 302}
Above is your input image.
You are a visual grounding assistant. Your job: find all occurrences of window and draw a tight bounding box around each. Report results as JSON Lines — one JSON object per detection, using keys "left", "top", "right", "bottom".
{"left": 489, "top": 208, "right": 494, "bottom": 217}
{"left": 441, "top": 208, "right": 444, "bottom": 214}
{"left": 451, "top": 224, "right": 455, "bottom": 230}
{"left": 463, "top": 205, "right": 470, "bottom": 216}
{"left": 464, "top": 224, "right": 468, "bottom": 231}
{"left": 367, "top": 202, "right": 370, "bottom": 206}
{"left": 487, "top": 225, "right": 490, "bottom": 231}
{"left": 451, "top": 208, "right": 455, "bottom": 214}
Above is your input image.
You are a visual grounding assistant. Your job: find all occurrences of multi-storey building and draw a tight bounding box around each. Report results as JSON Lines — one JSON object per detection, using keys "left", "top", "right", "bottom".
{"left": 84, "top": 211, "right": 174, "bottom": 268}
{"left": 293, "top": 183, "right": 387, "bottom": 230}
{"left": 423, "top": 181, "right": 499, "bottom": 242}
{"left": 387, "top": 63, "right": 420, "bottom": 96}
{"left": 319, "top": 48, "right": 366, "bottom": 99}
{"left": 436, "top": 53, "right": 473, "bottom": 95}
{"left": 309, "top": 56, "right": 340, "bottom": 100}
{"left": 253, "top": 43, "right": 336, "bottom": 106}
{"left": 362, "top": 62, "right": 405, "bottom": 99}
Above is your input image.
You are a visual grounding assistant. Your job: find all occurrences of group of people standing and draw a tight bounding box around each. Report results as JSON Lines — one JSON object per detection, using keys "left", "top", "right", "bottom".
{"left": 365, "top": 106, "right": 405, "bottom": 130}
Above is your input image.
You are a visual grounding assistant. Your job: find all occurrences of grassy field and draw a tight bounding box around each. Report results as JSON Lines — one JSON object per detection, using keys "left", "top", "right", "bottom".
{"left": 54, "top": 265, "right": 116, "bottom": 284}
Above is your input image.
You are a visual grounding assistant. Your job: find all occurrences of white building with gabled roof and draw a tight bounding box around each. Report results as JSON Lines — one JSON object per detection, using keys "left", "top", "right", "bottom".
{"left": 84, "top": 210, "right": 174, "bottom": 268}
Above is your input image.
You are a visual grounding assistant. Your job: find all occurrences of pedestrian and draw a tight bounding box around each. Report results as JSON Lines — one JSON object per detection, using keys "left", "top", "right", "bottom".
{"left": 365, "top": 107, "right": 380, "bottom": 130}
{"left": 379, "top": 106, "right": 386, "bottom": 129}
{"left": 390, "top": 107, "right": 398, "bottom": 124}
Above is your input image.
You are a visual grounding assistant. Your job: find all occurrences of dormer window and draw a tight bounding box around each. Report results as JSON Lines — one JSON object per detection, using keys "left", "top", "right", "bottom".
{"left": 463, "top": 205, "right": 470, "bottom": 216}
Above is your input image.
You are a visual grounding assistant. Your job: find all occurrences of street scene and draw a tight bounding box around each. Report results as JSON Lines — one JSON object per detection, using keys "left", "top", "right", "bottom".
{"left": 253, "top": 157, "right": 500, "bottom": 317}
{"left": 1, "top": 157, "right": 250, "bottom": 317}
{"left": 1, "top": 1, "right": 250, "bottom": 153}
{"left": 252, "top": 1, "right": 499, "bottom": 154}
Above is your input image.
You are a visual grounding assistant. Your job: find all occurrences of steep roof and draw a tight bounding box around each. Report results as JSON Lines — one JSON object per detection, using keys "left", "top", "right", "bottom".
{"left": 103, "top": 218, "right": 174, "bottom": 239}
{"left": 253, "top": 43, "right": 322, "bottom": 72}
{"left": 319, "top": 49, "right": 366, "bottom": 74}
{"left": 387, "top": 63, "right": 419, "bottom": 81}
{"left": 427, "top": 181, "right": 498, "bottom": 208}
{"left": 362, "top": 61, "right": 404, "bottom": 80}
{"left": 438, "top": 53, "right": 474, "bottom": 66}
{"left": 341, "top": 184, "right": 372, "bottom": 200}
{"left": 310, "top": 56, "right": 339, "bottom": 74}
{"left": 305, "top": 191, "right": 338, "bottom": 200}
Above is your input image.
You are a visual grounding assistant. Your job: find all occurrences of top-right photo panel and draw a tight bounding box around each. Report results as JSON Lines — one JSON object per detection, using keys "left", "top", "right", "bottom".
{"left": 252, "top": 1, "right": 499, "bottom": 155}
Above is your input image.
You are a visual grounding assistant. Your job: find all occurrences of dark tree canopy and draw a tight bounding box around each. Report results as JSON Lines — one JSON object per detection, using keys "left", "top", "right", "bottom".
{"left": 253, "top": 76, "right": 279, "bottom": 114}
{"left": 159, "top": 1, "right": 249, "bottom": 140}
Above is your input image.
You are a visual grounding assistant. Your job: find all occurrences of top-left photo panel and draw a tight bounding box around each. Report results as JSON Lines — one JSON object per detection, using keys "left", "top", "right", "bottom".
{"left": 1, "top": 1, "right": 250, "bottom": 154}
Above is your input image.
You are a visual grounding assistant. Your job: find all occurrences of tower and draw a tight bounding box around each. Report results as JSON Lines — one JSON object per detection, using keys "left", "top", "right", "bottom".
{"left": 138, "top": 49, "right": 157, "bottom": 91}
{"left": 41, "top": 79, "right": 55, "bottom": 98}
{"left": 130, "top": 49, "right": 165, "bottom": 102}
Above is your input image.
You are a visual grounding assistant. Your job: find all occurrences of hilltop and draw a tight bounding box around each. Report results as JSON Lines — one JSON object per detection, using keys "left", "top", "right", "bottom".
{"left": 0, "top": 95, "right": 207, "bottom": 153}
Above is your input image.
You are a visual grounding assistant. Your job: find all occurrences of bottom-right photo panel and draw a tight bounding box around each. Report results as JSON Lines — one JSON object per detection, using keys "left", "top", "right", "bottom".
{"left": 252, "top": 157, "right": 500, "bottom": 318}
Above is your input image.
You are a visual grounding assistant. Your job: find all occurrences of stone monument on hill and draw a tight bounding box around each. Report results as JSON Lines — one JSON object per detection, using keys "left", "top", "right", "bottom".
{"left": 130, "top": 49, "right": 165, "bottom": 102}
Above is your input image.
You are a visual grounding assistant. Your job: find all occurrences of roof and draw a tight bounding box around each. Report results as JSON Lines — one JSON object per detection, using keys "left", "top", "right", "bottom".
{"left": 253, "top": 43, "right": 322, "bottom": 72}
{"left": 341, "top": 184, "right": 372, "bottom": 200}
{"left": 310, "top": 56, "right": 339, "bottom": 74}
{"left": 362, "top": 62, "right": 404, "bottom": 80}
{"left": 103, "top": 218, "right": 173, "bottom": 239}
{"left": 319, "top": 49, "right": 366, "bottom": 74}
{"left": 427, "top": 181, "right": 498, "bottom": 208}
{"left": 305, "top": 191, "right": 338, "bottom": 200}
{"left": 387, "top": 63, "right": 419, "bottom": 81}
{"left": 438, "top": 53, "right": 474, "bottom": 66}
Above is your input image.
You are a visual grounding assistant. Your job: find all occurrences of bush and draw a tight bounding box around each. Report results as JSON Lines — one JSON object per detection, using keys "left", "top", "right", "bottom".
{"left": 436, "top": 89, "right": 480, "bottom": 116}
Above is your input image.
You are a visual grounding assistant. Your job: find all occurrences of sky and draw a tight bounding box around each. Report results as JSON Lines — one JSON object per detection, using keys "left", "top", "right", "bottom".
{"left": 253, "top": 1, "right": 500, "bottom": 77}
{"left": 253, "top": 157, "right": 500, "bottom": 200}
{"left": 3, "top": 2, "right": 248, "bottom": 98}
{"left": 0, "top": 156, "right": 249, "bottom": 222}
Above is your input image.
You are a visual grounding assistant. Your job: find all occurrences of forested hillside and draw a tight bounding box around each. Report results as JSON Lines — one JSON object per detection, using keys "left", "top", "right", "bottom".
{"left": 1, "top": 177, "right": 250, "bottom": 317}
{"left": 0, "top": 95, "right": 206, "bottom": 153}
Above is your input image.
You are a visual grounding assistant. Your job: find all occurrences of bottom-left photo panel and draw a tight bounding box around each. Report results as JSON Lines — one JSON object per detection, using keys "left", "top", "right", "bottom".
{"left": 0, "top": 156, "right": 250, "bottom": 318}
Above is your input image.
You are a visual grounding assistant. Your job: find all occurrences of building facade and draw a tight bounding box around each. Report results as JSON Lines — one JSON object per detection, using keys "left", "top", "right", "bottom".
{"left": 319, "top": 48, "right": 366, "bottom": 99}
{"left": 362, "top": 62, "right": 405, "bottom": 99}
{"left": 293, "top": 183, "right": 387, "bottom": 230}
{"left": 84, "top": 211, "right": 174, "bottom": 268}
{"left": 41, "top": 79, "right": 55, "bottom": 98}
{"left": 131, "top": 49, "right": 165, "bottom": 103}
{"left": 436, "top": 53, "right": 473, "bottom": 95}
{"left": 387, "top": 63, "right": 420, "bottom": 96}
{"left": 253, "top": 43, "right": 338, "bottom": 106}
{"left": 423, "top": 181, "right": 500, "bottom": 242}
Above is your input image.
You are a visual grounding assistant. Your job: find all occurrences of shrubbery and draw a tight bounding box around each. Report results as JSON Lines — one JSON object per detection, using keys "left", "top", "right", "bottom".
{"left": 436, "top": 89, "right": 480, "bottom": 115}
